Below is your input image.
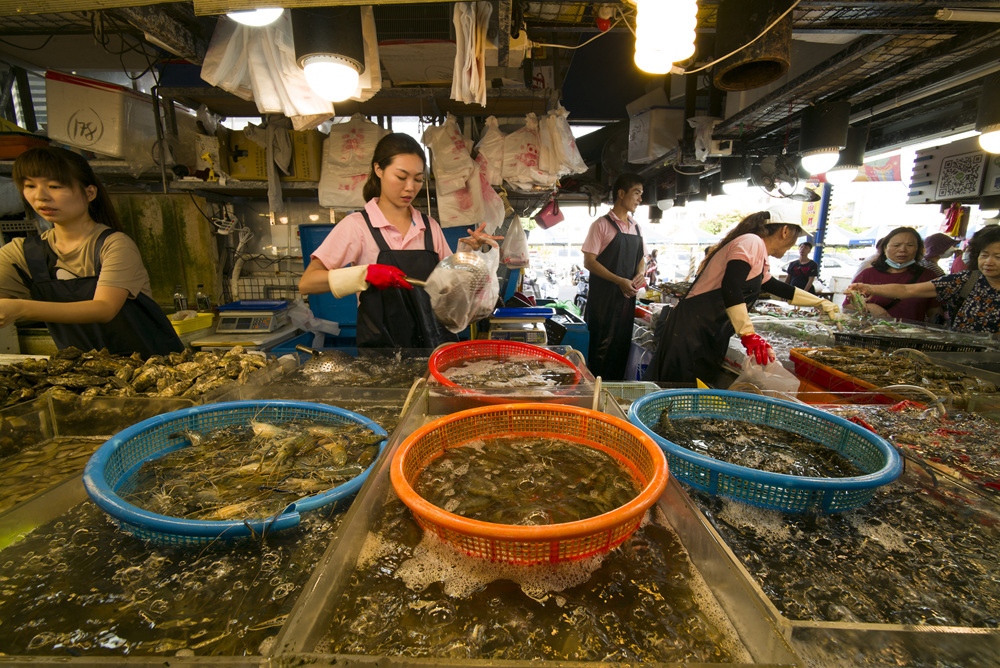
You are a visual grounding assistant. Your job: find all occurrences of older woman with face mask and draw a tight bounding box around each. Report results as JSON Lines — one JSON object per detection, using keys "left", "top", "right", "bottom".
{"left": 845, "top": 226, "right": 940, "bottom": 322}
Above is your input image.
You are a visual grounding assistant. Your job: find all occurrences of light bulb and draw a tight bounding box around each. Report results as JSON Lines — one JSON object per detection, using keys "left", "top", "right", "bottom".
{"left": 825, "top": 166, "right": 859, "bottom": 185}
{"left": 657, "top": 198, "right": 673, "bottom": 211}
{"left": 633, "top": 0, "right": 697, "bottom": 73}
{"left": 227, "top": 8, "right": 284, "bottom": 27}
{"left": 979, "top": 128, "right": 1000, "bottom": 153}
{"left": 722, "top": 179, "right": 749, "bottom": 196}
{"left": 302, "top": 55, "right": 360, "bottom": 102}
{"left": 800, "top": 149, "right": 840, "bottom": 175}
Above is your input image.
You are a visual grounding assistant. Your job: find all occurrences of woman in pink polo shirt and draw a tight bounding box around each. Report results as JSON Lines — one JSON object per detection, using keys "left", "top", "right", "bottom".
{"left": 298, "top": 133, "right": 499, "bottom": 348}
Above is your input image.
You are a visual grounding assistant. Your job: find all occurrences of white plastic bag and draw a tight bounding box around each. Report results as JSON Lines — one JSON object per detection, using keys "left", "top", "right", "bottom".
{"left": 502, "top": 113, "right": 551, "bottom": 190}
{"left": 475, "top": 116, "right": 506, "bottom": 186}
{"left": 500, "top": 214, "right": 530, "bottom": 268}
{"left": 201, "top": 12, "right": 334, "bottom": 131}
{"left": 288, "top": 300, "right": 341, "bottom": 348}
{"left": 734, "top": 358, "right": 801, "bottom": 395}
{"left": 543, "top": 104, "right": 588, "bottom": 176}
{"left": 422, "top": 114, "right": 478, "bottom": 195}
{"left": 318, "top": 114, "right": 388, "bottom": 208}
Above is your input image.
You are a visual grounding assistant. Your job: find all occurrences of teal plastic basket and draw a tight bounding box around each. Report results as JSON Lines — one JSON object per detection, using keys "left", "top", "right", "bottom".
{"left": 83, "top": 400, "right": 387, "bottom": 545}
{"left": 628, "top": 390, "right": 902, "bottom": 513}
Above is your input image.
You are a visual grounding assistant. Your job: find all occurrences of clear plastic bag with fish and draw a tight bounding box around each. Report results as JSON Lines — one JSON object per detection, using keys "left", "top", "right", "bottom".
{"left": 425, "top": 248, "right": 500, "bottom": 333}
{"left": 733, "top": 358, "right": 801, "bottom": 395}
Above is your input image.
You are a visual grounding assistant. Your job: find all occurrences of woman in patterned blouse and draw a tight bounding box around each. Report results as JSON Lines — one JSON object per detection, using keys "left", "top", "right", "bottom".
{"left": 849, "top": 225, "right": 1000, "bottom": 333}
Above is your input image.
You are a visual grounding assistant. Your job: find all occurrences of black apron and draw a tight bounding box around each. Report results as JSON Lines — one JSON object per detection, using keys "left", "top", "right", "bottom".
{"left": 15, "top": 229, "right": 184, "bottom": 357}
{"left": 356, "top": 210, "right": 459, "bottom": 349}
{"left": 644, "top": 249, "right": 763, "bottom": 385}
{"left": 584, "top": 215, "right": 643, "bottom": 381}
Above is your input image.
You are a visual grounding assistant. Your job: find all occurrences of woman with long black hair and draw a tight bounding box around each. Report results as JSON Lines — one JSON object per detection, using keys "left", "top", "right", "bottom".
{"left": 644, "top": 210, "right": 839, "bottom": 384}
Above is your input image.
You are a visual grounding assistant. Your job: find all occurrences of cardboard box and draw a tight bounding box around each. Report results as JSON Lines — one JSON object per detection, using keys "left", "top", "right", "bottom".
{"left": 44, "top": 71, "right": 158, "bottom": 161}
{"left": 225, "top": 129, "right": 324, "bottom": 182}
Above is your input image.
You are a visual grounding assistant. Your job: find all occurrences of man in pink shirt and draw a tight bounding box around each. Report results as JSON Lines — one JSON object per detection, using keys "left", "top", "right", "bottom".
{"left": 580, "top": 173, "right": 647, "bottom": 380}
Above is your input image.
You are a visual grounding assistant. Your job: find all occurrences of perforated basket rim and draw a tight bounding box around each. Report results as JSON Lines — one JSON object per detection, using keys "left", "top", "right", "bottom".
{"left": 428, "top": 341, "right": 582, "bottom": 389}
{"left": 390, "top": 402, "right": 669, "bottom": 544}
{"left": 627, "top": 390, "right": 902, "bottom": 493}
{"left": 82, "top": 400, "right": 387, "bottom": 541}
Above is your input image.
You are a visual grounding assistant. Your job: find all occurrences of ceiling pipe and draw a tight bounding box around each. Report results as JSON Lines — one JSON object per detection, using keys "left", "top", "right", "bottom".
{"left": 849, "top": 60, "right": 1000, "bottom": 124}
{"left": 936, "top": 9, "right": 1000, "bottom": 23}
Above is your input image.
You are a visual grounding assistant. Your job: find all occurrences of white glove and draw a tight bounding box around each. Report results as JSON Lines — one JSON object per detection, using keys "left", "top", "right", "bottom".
{"left": 789, "top": 288, "right": 841, "bottom": 321}
{"left": 725, "top": 303, "right": 756, "bottom": 337}
{"left": 326, "top": 265, "right": 369, "bottom": 298}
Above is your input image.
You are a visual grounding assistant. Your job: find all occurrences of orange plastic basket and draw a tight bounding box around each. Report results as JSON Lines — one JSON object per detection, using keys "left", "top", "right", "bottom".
{"left": 390, "top": 403, "right": 669, "bottom": 565}
{"left": 428, "top": 341, "right": 582, "bottom": 399}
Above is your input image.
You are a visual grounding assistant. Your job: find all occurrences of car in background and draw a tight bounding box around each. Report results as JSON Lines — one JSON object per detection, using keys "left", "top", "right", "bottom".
{"left": 770, "top": 250, "right": 859, "bottom": 292}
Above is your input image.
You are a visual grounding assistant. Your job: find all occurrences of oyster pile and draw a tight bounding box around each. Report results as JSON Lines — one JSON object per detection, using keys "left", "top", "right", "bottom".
{"left": 0, "top": 346, "right": 270, "bottom": 407}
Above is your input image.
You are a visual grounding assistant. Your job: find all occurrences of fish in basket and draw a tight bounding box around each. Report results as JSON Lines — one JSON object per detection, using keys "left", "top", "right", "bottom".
{"left": 83, "top": 400, "right": 387, "bottom": 545}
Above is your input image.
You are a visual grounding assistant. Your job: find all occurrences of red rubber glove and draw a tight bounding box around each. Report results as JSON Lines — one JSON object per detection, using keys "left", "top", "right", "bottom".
{"left": 365, "top": 264, "right": 412, "bottom": 290}
{"left": 740, "top": 334, "right": 775, "bottom": 366}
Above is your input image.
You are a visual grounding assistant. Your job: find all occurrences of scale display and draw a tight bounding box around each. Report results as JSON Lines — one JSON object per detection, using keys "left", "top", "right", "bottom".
{"left": 215, "top": 311, "right": 288, "bottom": 334}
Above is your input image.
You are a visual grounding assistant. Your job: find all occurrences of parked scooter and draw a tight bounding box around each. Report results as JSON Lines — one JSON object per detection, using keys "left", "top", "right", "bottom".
{"left": 574, "top": 269, "right": 588, "bottom": 313}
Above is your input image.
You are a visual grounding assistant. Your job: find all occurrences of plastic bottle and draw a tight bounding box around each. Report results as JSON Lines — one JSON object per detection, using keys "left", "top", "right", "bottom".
{"left": 195, "top": 284, "right": 211, "bottom": 311}
{"left": 173, "top": 285, "right": 188, "bottom": 312}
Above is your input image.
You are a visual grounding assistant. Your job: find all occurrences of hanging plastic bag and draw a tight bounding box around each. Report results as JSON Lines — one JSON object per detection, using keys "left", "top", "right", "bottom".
{"left": 501, "top": 214, "right": 530, "bottom": 268}
{"left": 422, "top": 114, "right": 478, "bottom": 195}
{"left": 543, "top": 104, "right": 588, "bottom": 176}
{"left": 502, "top": 113, "right": 551, "bottom": 190}
{"left": 733, "top": 358, "right": 800, "bottom": 395}
{"left": 475, "top": 116, "right": 506, "bottom": 186}
{"left": 318, "top": 114, "right": 388, "bottom": 208}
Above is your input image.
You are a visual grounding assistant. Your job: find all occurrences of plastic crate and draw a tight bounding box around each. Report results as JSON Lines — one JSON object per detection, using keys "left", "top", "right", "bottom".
{"left": 603, "top": 381, "right": 660, "bottom": 404}
{"left": 833, "top": 331, "right": 988, "bottom": 353}
{"left": 628, "top": 390, "right": 902, "bottom": 513}
{"left": 170, "top": 312, "right": 213, "bottom": 334}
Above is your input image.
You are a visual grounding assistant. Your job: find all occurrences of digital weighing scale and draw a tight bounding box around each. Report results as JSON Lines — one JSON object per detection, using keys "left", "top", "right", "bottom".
{"left": 214, "top": 300, "right": 290, "bottom": 334}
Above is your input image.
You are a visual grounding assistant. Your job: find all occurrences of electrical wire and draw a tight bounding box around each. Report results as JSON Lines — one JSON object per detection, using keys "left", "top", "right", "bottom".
{"left": 0, "top": 35, "right": 54, "bottom": 51}
{"left": 528, "top": 14, "right": 625, "bottom": 50}
{"left": 682, "top": 0, "right": 803, "bottom": 75}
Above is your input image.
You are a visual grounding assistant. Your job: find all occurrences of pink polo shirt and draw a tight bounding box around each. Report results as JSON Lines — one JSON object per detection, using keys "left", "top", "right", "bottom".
{"left": 310, "top": 199, "right": 452, "bottom": 269}
{"left": 581, "top": 211, "right": 647, "bottom": 257}
{"left": 688, "top": 234, "right": 771, "bottom": 299}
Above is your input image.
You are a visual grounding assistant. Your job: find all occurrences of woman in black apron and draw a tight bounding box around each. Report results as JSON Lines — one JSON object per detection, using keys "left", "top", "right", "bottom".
{"left": 298, "top": 133, "right": 500, "bottom": 348}
{"left": 0, "top": 147, "right": 182, "bottom": 356}
{"left": 644, "top": 210, "right": 839, "bottom": 385}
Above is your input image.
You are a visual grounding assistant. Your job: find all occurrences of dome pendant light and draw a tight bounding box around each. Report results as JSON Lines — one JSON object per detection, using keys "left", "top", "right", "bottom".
{"left": 720, "top": 156, "right": 750, "bottom": 195}
{"left": 227, "top": 7, "right": 284, "bottom": 27}
{"left": 798, "top": 101, "right": 851, "bottom": 175}
{"left": 976, "top": 74, "right": 1000, "bottom": 153}
{"left": 291, "top": 6, "right": 365, "bottom": 103}
{"left": 825, "top": 126, "right": 868, "bottom": 186}
{"left": 632, "top": 0, "right": 697, "bottom": 74}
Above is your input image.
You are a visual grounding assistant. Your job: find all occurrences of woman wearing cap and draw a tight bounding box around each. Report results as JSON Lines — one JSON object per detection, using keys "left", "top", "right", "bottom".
{"left": 921, "top": 232, "right": 960, "bottom": 277}
{"left": 851, "top": 225, "right": 1000, "bottom": 333}
{"left": 845, "top": 226, "right": 940, "bottom": 322}
{"left": 645, "top": 210, "right": 840, "bottom": 384}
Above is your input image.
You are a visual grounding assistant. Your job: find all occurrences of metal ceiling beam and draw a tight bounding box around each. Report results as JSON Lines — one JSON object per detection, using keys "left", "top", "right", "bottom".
{"left": 0, "top": 1, "right": 172, "bottom": 17}
{"left": 109, "top": 5, "right": 207, "bottom": 64}
{"left": 193, "top": 0, "right": 456, "bottom": 16}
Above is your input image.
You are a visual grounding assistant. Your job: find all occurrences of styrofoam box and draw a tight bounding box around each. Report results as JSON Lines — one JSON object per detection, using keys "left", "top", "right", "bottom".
{"left": 44, "top": 71, "right": 158, "bottom": 160}
{"left": 628, "top": 106, "right": 684, "bottom": 164}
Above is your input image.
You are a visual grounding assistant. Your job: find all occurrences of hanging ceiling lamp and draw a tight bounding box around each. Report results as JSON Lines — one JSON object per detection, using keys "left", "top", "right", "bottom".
{"left": 656, "top": 183, "right": 676, "bottom": 211}
{"left": 798, "top": 101, "right": 851, "bottom": 175}
{"left": 980, "top": 195, "right": 1000, "bottom": 218}
{"left": 825, "top": 126, "right": 869, "bottom": 186}
{"left": 227, "top": 7, "right": 284, "bottom": 27}
{"left": 675, "top": 171, "right": 701, "bottom": 196}
{"left": 291, "top": 6, "right": 365, "bottom": 103}
{"left": 632, "top": 0, "right": 697, "bottom": 74}
{"left": 976, "top": 74, "right": 1000, "bottom": 153}
{"left": 720, "top": 156, "right": 750, "bottom": 195}
{"left": 686, "top": 186, "right": 708, "bottom": 211}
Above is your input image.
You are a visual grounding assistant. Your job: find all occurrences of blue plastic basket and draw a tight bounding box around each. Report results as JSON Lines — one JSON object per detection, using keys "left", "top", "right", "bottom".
{"left": 628, "top": 390, "right": 902, "bottom": 513}
{"left": 83, "top": 400, "right": 387, "bottom": 545}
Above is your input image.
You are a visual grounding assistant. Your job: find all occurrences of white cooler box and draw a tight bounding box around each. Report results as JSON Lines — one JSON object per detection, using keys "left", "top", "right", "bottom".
{"left": 45, "top": 71, "right": 158, "bottom": 162}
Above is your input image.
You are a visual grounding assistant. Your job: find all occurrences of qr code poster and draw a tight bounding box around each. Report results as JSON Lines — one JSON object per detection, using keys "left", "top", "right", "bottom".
{"left": 935, "top": 151, "right": 986, "bottom": 200}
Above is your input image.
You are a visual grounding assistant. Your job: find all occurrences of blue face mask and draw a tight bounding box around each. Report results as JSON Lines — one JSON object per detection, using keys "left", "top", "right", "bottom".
{"left": 885, "top": 258, "right": 916, "bottom": 269}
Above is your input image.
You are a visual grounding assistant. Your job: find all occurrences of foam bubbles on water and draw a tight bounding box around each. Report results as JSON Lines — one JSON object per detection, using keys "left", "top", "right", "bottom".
{"left": 395, "top": 533, "right": 607, "bottom": 599}
{"left": 846, "top": 511, "right": 911, "bottom": 553}
{"left": 717, "top": 498, "right": 791, "bottom": 542}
